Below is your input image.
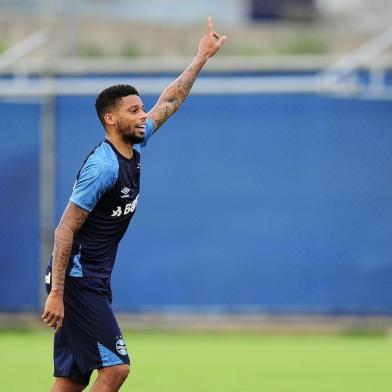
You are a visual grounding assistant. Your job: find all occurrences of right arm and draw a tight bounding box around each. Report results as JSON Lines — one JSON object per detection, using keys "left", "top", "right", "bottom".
{"left": 147, "top": 16, "right": 226, "bottom": 132}
{"left": 42, "top": 202, "right": 89, "bottom": 332}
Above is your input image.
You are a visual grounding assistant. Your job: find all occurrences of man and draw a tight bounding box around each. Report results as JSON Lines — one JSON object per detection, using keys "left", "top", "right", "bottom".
{"left": 42, "top": 17, "right": 226, "bottom": 392}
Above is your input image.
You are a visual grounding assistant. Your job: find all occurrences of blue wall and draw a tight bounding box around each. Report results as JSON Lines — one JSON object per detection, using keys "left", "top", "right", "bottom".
{"left": 1, "top": 90, "right": 392, "bottom": 313}
{"left": 0, "top": 101, "right": 41, "bottom": 311}
{"left": 55, "top": 93, "right": 392, "bottom": 314}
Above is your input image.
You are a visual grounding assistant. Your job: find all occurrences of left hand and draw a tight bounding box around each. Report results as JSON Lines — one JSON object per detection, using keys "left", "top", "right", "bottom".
{"left": 41, "top": 291, "right": 64, "bottom": 333}
{"left": 198, "top": 16, "right": 227, "bottom": 60}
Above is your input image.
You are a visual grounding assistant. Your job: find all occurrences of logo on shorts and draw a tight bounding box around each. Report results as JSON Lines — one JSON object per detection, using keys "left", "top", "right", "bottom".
{"left": 116, "top": 338, "right": 128, "bottom": 356}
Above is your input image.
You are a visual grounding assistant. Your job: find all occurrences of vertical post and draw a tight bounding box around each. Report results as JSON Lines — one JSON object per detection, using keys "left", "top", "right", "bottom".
{"left": 39, "top": 93, "right": 55, "bottom": 309}
{"left": 39, "top": 0, "right": 56, "bottom": 309}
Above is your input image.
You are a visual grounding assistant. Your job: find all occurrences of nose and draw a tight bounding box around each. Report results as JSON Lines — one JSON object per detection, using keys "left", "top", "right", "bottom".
{"left": 140, "top": 110, "right": 147, "bottom": 120}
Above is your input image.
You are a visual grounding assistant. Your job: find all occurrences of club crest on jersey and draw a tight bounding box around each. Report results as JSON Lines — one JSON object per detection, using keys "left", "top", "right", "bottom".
{"left": 111, "top": 194, "right": 139, "bottom": 217}
{"left": 116, "top": 337, "right": 128, "bottom": 356}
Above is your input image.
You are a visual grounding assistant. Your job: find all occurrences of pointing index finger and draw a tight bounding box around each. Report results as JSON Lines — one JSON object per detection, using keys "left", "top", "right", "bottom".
{"left": 208, "top": 16, "right": 213, "bottom": 33}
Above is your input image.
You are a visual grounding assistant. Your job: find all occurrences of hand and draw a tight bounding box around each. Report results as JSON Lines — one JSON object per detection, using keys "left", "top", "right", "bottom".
{"left": 41, "top": 291, "right": 64, "bottom": 333}
{"left": 197, "top": 16, "right": 226, "bottom": 60}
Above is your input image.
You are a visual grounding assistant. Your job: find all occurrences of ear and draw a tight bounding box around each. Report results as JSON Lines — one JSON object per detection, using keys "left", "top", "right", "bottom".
{"left": 104, "top": 113, "right": 116, "bottom": 126}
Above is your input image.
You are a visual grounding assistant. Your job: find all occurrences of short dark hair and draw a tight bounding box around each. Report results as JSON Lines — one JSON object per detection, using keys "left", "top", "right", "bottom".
{"left": 95, "top": 84, "right": 139, "bottom": 126}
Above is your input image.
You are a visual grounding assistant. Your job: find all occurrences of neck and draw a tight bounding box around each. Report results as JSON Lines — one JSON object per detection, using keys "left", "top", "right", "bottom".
{"left": 105, "top": 133, "right": 133, "bottom": 159}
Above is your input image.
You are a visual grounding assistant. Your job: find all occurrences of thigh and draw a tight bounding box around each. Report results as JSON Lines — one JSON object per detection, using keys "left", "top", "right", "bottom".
{"left": 62, "top": 277, "right": 131, "bottom": 373}
{"left": 48, "top": 276, "right": 93, "bottom": 386}
{"left": 53, "top": 328, "right": 88, "bottom": 382}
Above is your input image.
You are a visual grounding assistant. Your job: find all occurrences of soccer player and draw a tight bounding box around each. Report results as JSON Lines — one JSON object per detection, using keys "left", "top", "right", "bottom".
{"left": 41, "top": 17, "right": 226, "bottom": 392}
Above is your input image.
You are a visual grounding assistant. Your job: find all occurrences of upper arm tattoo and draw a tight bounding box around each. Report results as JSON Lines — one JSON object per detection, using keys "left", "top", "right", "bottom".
{"left": 148, "top": 58, "right": 206, "bottom": 131}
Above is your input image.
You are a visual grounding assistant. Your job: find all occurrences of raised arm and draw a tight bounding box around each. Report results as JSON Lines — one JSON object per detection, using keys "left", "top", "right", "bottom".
{"left": 148, "top": 16, "right": 226, "bottom": 131}
{"left": 42, "top": 202, "right": 89, "bottom": 332}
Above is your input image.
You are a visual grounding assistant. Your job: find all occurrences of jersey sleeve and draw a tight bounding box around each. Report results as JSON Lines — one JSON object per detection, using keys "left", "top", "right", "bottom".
{"left": 69, "top": 156, "right": 118, "bottom": 212}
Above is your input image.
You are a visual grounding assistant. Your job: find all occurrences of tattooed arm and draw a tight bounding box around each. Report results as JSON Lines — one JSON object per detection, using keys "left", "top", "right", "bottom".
{"left": 42, "top": 202, "right": 89, "bottom": 333}
{"left": 148, "top": 17, "right": 226, "bottom": 131}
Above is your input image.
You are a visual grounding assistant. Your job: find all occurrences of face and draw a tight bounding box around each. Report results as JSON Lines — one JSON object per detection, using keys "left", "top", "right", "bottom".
{"left": 105, "top": 95, "right": 147, "bottom": 144}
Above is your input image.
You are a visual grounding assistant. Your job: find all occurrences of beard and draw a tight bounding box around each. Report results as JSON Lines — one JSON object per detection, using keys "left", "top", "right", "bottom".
{"left": 117, "top": 120, "right": 145, "bottom": 145}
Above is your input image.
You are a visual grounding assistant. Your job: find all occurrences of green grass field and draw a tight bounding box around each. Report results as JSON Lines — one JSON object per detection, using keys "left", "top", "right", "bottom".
{"left": 0, "top": 330, "right": 391, "bottom": 391}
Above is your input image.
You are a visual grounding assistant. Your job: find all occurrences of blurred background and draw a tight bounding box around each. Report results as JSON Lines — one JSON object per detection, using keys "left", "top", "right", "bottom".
{"left": 0, "top": 1, "right": 391, "bottom": 391}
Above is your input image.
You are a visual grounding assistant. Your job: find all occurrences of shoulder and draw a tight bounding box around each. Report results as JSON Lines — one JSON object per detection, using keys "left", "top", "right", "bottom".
{"left": 82, "top": 142, "right": 119, "bottom": 179}
{"left": 70, "top": 142, "right": 119, "bottom": 212}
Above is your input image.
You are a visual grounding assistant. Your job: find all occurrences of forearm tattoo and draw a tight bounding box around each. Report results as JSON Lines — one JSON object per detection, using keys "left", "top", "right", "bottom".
{"left": 150, "top": 56, "right": 207, "bottom": 130}
{"left": 51, "top": 203, "right": 89, "bottom": 294}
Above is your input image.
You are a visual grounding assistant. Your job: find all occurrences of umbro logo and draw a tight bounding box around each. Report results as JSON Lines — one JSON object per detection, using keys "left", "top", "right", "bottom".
{"left": 121, "top": 187, "right": 131, "bottom": 199}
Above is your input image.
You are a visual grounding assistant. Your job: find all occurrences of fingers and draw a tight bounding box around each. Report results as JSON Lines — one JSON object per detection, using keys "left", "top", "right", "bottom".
{"left": 42, "top": 311, "right": 63, "bottom": 331}
{"left": 217, "top": 35, "right": 227, "bottom": 47}
{"left": 49, "top": 316, "right": 59, "bottom": 328}
{"left": 207, "top": 16, "right": 226, "bottom": 48}
{"left": 208, "top": 16, "right": 213, "bottom": 33}
{"left": 41, "top": 310, "right": 55, "bottom": 324}
{"left": 54, "top": 319, "right": 63, "bottom": 334}
{"left": 211, "top": 31, "right": 227, "bottom": 49}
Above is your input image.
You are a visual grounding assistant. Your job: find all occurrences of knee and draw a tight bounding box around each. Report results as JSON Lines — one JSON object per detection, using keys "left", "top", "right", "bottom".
{"left": 115, "top": 364, "right": 130, "bottom": 383}
{"left": 51, "top": 377, "right": 86, "bottom": 392}
{"left": 102, "top": 364, "right": 130, "bottom": 385}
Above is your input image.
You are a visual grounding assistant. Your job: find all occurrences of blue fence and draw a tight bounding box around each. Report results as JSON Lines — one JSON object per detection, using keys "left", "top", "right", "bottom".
{"left": 1, "top": 88, "right": 392, "bottom": 313}
{"left": 0, "top": 101, "right": 41, "bottom": 311}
